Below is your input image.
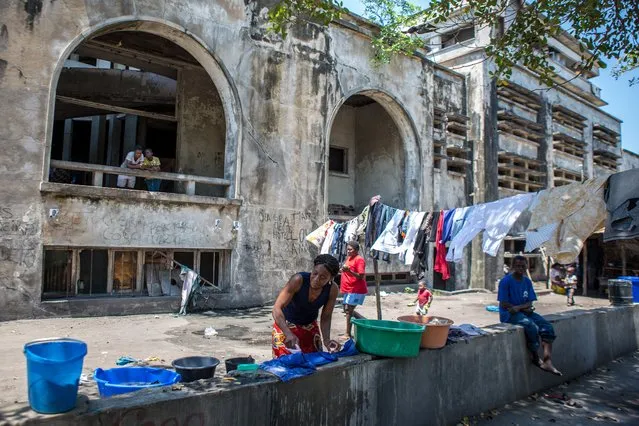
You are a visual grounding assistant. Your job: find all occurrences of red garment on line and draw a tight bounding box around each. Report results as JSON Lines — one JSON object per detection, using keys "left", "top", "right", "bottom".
{"left": 434, "top": 210, "right": 450, "bottom": 280}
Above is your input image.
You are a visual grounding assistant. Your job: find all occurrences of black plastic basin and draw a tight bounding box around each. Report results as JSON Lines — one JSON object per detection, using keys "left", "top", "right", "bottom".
{"left": 171, "top": 356, "right": 220, "bottom": 382}
{"left": 225, "top": 356, "right": 255, "bottom": 373}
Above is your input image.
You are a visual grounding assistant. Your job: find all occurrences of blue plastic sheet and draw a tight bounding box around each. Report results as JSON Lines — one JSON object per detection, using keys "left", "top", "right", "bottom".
{"left": 259, "top": 339, "right": 359, "bottom": 382}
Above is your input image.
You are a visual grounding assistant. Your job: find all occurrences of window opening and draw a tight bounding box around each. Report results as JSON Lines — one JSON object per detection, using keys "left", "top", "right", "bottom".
{"left": 329, "top": 146, "right": 348, "bottom": 174}
{"left": 78, "top": 249, "right": 108, "bottom": 295}
{"left": 43, "top": 250, "right": 73, "bottom": 299}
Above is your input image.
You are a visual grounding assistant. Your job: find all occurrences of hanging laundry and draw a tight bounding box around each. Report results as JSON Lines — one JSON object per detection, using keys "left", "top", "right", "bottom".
{"left": 447, "top": 194, "right": 535, "bottom": 262}
{"left": 428, "top": 211, "right": 441, "bottom": 242}
{"left": 447, "top": 204, "right": 485, "bottom": 262}
{"left": 371, "top": 210, "right": 406, "bottom": 254}
{"left": 434, "top": 210, "right": 450, "bottom": 280}
{"left": 482, "top": 193, "right": 535, "bottom": 256}
{"left": 440, "top": 209, "right": 457, "bottom": 243}
{"left": 330, "top": 223, "right": 348, "bottom": 263}
{"left": 179, "top": 267, "right": 201, "bottom": 315}
{"left": 409, "top": 212, "right": 434, "bottom": 278}
{"left": 450, "top": 207, "right": 471, "bottom": 240}
{"left": 320, "top": 224, "right": 336, "bottom": 254}
{"left": 355, "top": 205, "right": 370, "bottom": 236}
{"left": 399, "top": 211, "right": 426, "bottom": 264}
{"left": 343, "top": 219, "right": 359, "bottom": 245}
{"left": 527, "top": 177, "right": 607, "bottom": 264}
{"left": 603, "top": 168, "right": 639, "bottom": 242}
{"left": 305, "top": 220, "right": 334, "bottom": 249}
{"left": 364, "top": 201, "right": 381, "bottom": 250}
{"left": 524, "top": 223, "right": 558, "bottom": 252}
{"left": 397, "top": 210, "right": 410, "bottom": 244}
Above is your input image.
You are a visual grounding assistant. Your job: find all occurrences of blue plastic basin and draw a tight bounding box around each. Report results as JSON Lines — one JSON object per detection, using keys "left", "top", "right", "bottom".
{"left": 24, "top": 338, "right": 88, "bottom": 414}
{"left": 94, "top": 367, "right": 181, "bottom": 397}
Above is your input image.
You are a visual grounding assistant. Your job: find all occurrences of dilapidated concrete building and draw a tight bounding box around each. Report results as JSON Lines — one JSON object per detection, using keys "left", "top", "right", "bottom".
{"left": 0, "top": 0, "right": 629, "bottom": 319}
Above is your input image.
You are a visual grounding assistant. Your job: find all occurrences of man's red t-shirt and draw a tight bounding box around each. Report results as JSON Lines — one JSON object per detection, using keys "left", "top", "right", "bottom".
{"left": 340, "top": 255, "right": 367, "bottom": 294}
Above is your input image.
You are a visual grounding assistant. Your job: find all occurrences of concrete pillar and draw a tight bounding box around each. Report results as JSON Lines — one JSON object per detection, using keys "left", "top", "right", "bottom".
{"left": 106, "top": 116, "right": 122, "bottom": 187}
{"left": 89, "top": 116, "right": 106, "bottom": 164}
{"left": 123, "top": 115, "right": 138, "bottom": 154}
{"left": 583, "top": 121, "right": 594, "bottom": 179}
{"left": 538, "top": 97, "right": 554, "bottom": 189}
{"left": 136, "top": 117, "right": 147, "bottom": 150}
{"left": 62, "top": 119, "right": 73, "bottom": 161}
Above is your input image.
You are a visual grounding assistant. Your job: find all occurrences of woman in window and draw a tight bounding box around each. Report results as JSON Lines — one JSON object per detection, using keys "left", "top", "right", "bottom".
{"left": 271, "top": 254, "right": 341, "bottom": 358}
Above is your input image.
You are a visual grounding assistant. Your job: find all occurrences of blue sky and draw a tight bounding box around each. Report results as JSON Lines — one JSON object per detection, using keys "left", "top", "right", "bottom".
{"left": 342, "top": 0, "right": 639, "bottom": 154}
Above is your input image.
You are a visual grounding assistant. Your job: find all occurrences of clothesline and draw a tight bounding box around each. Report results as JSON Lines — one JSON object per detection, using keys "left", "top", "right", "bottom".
{"left": 307, "top": 170, "right": 631, "bottom": 273}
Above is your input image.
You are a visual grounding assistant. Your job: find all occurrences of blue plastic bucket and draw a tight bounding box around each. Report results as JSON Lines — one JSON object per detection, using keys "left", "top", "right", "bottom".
{"left": 94, "top": 367, "right": 181, "bottom": 397}
{"left": 24, "top": 338, "right": 87, "bottom": 414}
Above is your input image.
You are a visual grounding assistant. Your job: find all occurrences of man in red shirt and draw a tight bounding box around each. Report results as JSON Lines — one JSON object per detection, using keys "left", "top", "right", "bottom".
{"left": 340, "top": 241, "right": 368, "bottom": 339}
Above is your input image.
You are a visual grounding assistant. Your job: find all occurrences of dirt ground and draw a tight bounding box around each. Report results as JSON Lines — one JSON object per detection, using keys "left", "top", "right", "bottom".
{"left": 0, "top": 289, "right": 610, "bottom": 415}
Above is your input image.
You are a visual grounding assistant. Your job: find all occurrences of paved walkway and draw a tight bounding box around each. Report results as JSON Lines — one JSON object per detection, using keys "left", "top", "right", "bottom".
{"left": 469, "top": 351, "right": 639, "bottom": 425}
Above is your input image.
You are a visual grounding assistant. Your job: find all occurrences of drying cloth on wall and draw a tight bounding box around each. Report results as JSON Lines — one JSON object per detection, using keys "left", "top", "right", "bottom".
{"left": 179, "top": 267, "right": 201, "bottom": 315}
{"left": 447, "top": 324, "right": 488, "bottom": 344}
{"left": 434, "top": 211, "right": 450, "bottom": 280}
{"left": 603, "top": 168, "right": 639, "bottom": 242}
{"left": 371, "top": 210, "right": 406, "bottom": 254}
{"left": 260, "top": 340, "right": 359, "bottom": 382}
{"left": 306, "top": 220, "right": 334, "bottom": 248}
{"left": 527, "top": 177, "right": 608, "bottom": 264}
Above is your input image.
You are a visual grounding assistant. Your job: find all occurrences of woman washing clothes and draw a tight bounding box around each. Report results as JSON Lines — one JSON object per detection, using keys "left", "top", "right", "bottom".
{"left": 271, "top": 254, "right": 341, "bottom": 358}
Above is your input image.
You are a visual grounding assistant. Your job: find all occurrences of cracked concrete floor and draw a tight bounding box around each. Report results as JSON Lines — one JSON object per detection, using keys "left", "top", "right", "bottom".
{"left": 0, "top": 290, "right": 610, "bottom": 416}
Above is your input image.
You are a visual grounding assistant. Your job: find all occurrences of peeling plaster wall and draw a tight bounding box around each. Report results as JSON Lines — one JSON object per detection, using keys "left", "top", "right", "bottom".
{"left": 327, "top": 105, "right": 356, "bottom": 207}
{"left": 0, "top": 0, "right": 466, "bottom": 318}
{"left": 622, "top": 150, "right": 639, "bottom": 171}
{"left": 354, "top": 102, "right": 405, "bottom": 210}
{"left": 176, "top": 68, "right": 227, "bottom": 197}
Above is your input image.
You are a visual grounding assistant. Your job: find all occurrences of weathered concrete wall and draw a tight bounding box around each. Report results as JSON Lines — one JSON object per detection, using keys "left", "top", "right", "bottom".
{"left": 19, "top": 305, "right": 639, "bottom": 426}
{"left": 177, "top": 68, "right": 227, "bottom": 197}
{"left": 328, "top": 105, "right": 356, "bottom": 207}
{"left": 354, "top": 102, "right": 405, "bottom": 210}
{"left": 622, "top": 149, "right": 639, "bottom": 171}
{"left": 0, "top": 0, "right": 465, "bottom": 317}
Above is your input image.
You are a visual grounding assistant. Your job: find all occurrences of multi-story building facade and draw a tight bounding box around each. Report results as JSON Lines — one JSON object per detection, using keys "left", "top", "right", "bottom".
{"left": 419, "top": 6, "right": 626, "bottom": 288}
{"left": 0, "top": 1, "right": 631, "bottom": 319}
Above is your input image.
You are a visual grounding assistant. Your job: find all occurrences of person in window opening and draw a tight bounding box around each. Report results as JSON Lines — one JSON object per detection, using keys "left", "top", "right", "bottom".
{"left": 498, "top": 255, "right": 562, "bottom": 376}
{"left": 142, "top": 148, "right": 162, "bottom": 192}
{"left": 271, "top": 254, "right": 341, "bottom": 358}
{"left": 339, "top": 241, "right": 368, "bottom": 340}
{"left": 116, "top": 145, "right": 144, "bottom": 189}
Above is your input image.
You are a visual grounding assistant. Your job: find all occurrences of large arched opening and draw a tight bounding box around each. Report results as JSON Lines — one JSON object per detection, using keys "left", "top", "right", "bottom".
{"left": 325, "top": 91, "right": 421, "bottom": 280}
{"left": 326, "top": 91, "right": 420, "bottom": 216}
{"left": 45, "top": 21, "right": 240, "bottom": 199}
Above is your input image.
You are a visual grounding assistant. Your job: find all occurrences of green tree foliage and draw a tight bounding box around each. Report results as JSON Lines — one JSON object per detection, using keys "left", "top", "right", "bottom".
{"left": 267, "top": 0, "right": 639, "bottom": 85}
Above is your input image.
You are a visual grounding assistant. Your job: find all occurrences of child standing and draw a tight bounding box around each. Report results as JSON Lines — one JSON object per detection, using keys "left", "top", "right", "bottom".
{"left": 414, "top": 281, "right": 433, "bottom": 316}
{"left": 564, "top": 265, "right": 578, "bottom": 306}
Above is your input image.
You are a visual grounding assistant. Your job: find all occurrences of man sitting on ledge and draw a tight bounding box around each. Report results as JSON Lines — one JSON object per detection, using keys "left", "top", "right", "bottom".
{"left": 498, "top": 255, "right": 562, "bottom": 376}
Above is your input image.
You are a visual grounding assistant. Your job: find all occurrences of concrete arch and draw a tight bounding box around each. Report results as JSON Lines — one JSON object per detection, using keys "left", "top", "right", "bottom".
{"left": 42, "top": 17, "right": 242, "bottom": 197}
{"left": 325, "top": 88, "right": 422, "bottom": 211}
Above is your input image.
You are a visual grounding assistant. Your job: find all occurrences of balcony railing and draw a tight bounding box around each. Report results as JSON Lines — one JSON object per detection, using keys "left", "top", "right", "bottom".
{"left": 49, "top": 160, "right": 231, "bottom": 196}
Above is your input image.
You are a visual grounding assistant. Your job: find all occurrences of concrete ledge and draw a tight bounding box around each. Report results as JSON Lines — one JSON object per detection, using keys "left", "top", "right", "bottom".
{"left": 40, "top": 296, "right": 181, "bottom": 317}
{"left": 14, "top": 305, "right": 639, "bottom": 426}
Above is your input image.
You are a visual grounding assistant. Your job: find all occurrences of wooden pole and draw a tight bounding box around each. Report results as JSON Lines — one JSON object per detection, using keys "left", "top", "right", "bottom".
{"left": 582, "top": 243, "right": 588, "bottom": 296}
{"left": 546, "top": 256, "right": 551, "bottom": 290}
{"left": 373, "top": 258, "right": 382, "bottom": 320}
{"left": 621, "top": 242, "right": 627, "bottom": 276}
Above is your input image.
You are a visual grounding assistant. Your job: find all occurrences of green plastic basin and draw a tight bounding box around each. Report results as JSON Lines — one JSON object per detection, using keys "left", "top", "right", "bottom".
{"left": 351, "top": 319, "right": 425, "bottom": 358}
